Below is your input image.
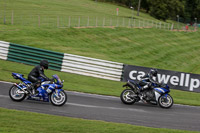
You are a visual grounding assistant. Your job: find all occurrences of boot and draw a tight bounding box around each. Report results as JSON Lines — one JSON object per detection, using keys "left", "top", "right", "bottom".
{"left": 26, "top": 85, "right": 33, "bottom": 94}
{"left": 33, "top": 83, "right": 40, "bottom": 95}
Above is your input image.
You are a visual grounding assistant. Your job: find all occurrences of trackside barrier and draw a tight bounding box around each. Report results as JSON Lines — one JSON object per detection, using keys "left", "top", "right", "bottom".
{"left": 61, "top": 53, "right": 124, "bottom": 81}
{"left": 0, "top": 41, "right": 123, "bottom": 81}
{"left": 7, "top": 43, "right": 64, "bottom": 71}
{"left": 0, "top": 41, "right": 10, "bottom": 60}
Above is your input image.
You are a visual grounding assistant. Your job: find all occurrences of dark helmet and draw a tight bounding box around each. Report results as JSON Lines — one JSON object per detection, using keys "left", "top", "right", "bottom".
{"left": 40, "top": 60, "right": 49, "bottom": 69}
{"left": 149, "top": 68, "right": 158, "bottom": 77}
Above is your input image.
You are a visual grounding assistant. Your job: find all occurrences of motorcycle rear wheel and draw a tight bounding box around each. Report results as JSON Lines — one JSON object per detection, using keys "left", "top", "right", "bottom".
{"left": 50, "top": 90, "right": 67, "bottom": 106}
{"left": 9, "top": 85, "right": 26, "bottom": 102}
{"left": 120, "top": 89, "right": 136, "bottom": 105}
{"left": 158, "top": 94, "right": 173, "bottom": 108}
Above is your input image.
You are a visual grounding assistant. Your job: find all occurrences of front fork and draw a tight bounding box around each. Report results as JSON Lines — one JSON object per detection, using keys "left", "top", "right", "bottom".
{"left": 162, "top": 93, "right": 170, "bottom": 102}
{"left": 155, "top": 91, "right": 169, "bottom": 102}
{"left": 53, "top": 89, "right": 63, "bottom": 98}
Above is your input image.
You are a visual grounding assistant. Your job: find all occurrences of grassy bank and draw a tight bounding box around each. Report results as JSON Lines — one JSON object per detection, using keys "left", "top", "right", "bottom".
{"left": 0, "top": 108, "right": 199, "bottom": 133}
{"left": 1, "top": 25, "right": 200, "bottom": 73}
{"left": 0, "top": 0, "right": 162, "bottom": 22}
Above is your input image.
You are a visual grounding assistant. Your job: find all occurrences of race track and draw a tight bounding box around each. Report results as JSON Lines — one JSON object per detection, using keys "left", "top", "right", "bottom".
{"left": 0, "top": 81, "right": 200, "bottom": 131}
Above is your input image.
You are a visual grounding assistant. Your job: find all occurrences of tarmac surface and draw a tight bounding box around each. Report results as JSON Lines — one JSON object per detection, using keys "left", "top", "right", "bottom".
{"left": 0, "top": 81, "right": 200, "bottom": 131}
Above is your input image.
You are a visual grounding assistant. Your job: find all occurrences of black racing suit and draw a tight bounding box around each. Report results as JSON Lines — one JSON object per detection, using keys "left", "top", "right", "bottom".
{"left": 139, "top": 73, "right": 157, "bottom": 91}
{"left": 28, "top": 65, "right": 50, "bottom": 89}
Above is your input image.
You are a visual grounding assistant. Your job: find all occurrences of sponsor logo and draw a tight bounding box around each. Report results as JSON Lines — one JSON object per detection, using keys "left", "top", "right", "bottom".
{"left": 128, "top": 70, "right": 200, "bottom": 91}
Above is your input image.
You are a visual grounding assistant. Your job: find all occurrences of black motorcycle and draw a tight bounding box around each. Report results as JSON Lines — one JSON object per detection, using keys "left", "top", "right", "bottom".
{"left": 120, "top": 80, "right": 173, "bottom": 108}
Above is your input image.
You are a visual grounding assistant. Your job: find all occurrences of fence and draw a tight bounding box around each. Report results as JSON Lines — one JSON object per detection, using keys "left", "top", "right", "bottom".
{"left": 0, "top": 11, "right": 182, "bottom": 30}
{"left": 0, "top": 41, "right": 123, "bottom": 81}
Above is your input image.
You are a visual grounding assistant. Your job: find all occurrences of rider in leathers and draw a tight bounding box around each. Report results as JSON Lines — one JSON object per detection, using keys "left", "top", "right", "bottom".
{"left": 28, "top": 60, "right": 50, "bottom": 94}
{"left": 138, "top": 69, "right": 158, "bottom": 99}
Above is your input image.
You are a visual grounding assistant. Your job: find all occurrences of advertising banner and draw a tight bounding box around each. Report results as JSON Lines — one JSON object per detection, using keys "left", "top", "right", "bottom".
{"left": 122, "top": 64, "right": 200, "bottom": 93}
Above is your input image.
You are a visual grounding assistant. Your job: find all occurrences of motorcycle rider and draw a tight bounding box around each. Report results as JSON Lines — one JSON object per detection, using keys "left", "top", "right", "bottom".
{"left": 27, "top": 59, "right": 50, "bottom": 94}
{"left": 138, "top": 68, "right": 158, "bottom": 100}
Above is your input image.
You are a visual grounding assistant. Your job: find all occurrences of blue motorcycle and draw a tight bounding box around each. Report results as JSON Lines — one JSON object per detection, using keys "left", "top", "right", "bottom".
{"left": 9, "top": 73, "right": 67, "bottom": 106}
{"left": 120, "top": 80, "right": 173, "bottom": 108}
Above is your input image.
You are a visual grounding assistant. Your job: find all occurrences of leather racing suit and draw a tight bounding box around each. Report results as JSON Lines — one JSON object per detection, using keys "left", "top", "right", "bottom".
{"left": 28, "top": 65, "right": 50, "bottom": 88}
{"left": 139, "top": 73, "right": 157, "bottom": 91}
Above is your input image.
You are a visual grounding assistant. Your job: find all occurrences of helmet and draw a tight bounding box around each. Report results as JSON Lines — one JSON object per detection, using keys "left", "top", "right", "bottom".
{"left": 149, "top": 68, "right": 158, "bottom": 77}
{"left": 40, "top": 60, "right": 49, "bottom": 69}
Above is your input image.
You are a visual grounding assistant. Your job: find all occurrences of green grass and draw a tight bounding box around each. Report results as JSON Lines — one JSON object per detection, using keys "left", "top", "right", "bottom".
{"left": 0, "top": 0, "right": 162, "bottom": 21}
{"left": 0, "top": 0, "right": 188, "bottom": 29}
{"left": 0, "top": 107, "right": 199, "bottom": 133}
{"left": 1, "top": 25, "right": 200, "bottom": 73}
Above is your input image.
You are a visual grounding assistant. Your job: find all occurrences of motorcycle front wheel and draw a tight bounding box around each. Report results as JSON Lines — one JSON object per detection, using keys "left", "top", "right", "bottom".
{"left": 50, "top": 90, "right": 67, "bottom": 106}
{"left": 158, "top": 94, "right": 173, "bottom": 108}
{"left": 120, "top": 89, "right": 136, "bottom": 105}
{"left": 9, "top": 85, "right": 26, "bottom": 102}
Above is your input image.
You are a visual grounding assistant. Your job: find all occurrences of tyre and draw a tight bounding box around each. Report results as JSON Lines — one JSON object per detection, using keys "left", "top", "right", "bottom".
{"left": 9, "top": 85, "right": 26, "bottom": 102}
{"left": 50, "top": 90, "right": 67, "bottom": 106}
{"left": 120, "top": 89, "right": 136, "bottom": 105}
{"left": 158, "top": 94, "right": 173, "bottom": 108}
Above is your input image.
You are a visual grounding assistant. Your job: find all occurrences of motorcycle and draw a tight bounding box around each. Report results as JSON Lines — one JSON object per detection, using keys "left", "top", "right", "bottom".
{"left": 9, "top": 73, "right": 67, "bottom": 106}
{"left": 120, "top": 80, "right": 173, "bottom": 108}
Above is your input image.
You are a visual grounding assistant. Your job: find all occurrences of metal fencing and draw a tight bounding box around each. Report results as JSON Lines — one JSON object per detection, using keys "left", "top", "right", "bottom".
{"left": 1, "top": 11, "right": 197, "bottom": 30}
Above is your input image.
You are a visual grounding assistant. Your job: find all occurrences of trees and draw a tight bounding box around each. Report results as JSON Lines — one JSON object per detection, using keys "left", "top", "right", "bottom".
{"left": 183, "top": 0, "right": 200, "bottom": 22}
{"left": 147, "top": 0, "right": 184, "bottom": 21}
{"left": 96, "top": 0, "right": 199, "bottom": 22}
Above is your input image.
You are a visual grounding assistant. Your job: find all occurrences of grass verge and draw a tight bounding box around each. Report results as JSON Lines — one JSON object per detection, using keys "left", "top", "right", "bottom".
{"left": 0, "top": 107, "right": 199, "bottom": 133}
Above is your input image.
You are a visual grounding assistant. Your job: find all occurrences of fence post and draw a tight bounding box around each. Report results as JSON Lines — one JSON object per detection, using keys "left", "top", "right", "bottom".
{"left": 160, "top": 22, "right": 161, "bottom": 29}
{"left": 139, "top": 20, "right": 141, "bottom": 28}
{"left": 68, "top": 16, "right": 71, "bottom": 27}
{"left": 116, "top": 17, "right": 118, "bottom": 27}
{"left": 57, "top": 16, "right": 59, "bottom": 28}
{"left": 78, "top": 16, "right": 80, "bottom": 27}
{"left": 11, "top": 10, "right": 14, "bottom": 25}
{"left": 152, "top": 20, "right": 153, "bottom": 27}
{"left": 110, "top": 18, "right": 112, "bottom": 26}
{"left": 103, "top": 17, "right": 105, "bottom": 27}
{"left": 128, "top": 19, "right": 130, "bottom": 27}
{"left": 171, "top": 23, "right": 174, "bottom": 30}
{"left": 38, "top": 15, "right": 40, "bottom": 27}
{"left": 96, "top": 17, "right": 98, "bottom": 27}
{"left": 168, "top": 23, "right": 170, "bottom": 30}
{"left": 143, "top": 19, "right": 144, "bottom": 27}
{"left": 87, "top": 16, "right": 89, "bottom": 27}
{"left": 123, "top": 18, "right": 125, "bottom": 27}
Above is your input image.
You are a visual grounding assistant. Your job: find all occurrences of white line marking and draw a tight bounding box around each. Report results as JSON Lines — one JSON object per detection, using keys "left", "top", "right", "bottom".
{"left": 0, "top": 95, "right": 9, "bottom": 98}
{"left": 0, "top": 81, "right": 13, "bottom": 84}
{"left": 66, "top": 102, "right": 146, "bottom": 112}
{"left": 66, "top": 91, "right": 119, "bottom": 100}
{"left": 0, "top": 94, "right": 145, "bottom": 112}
